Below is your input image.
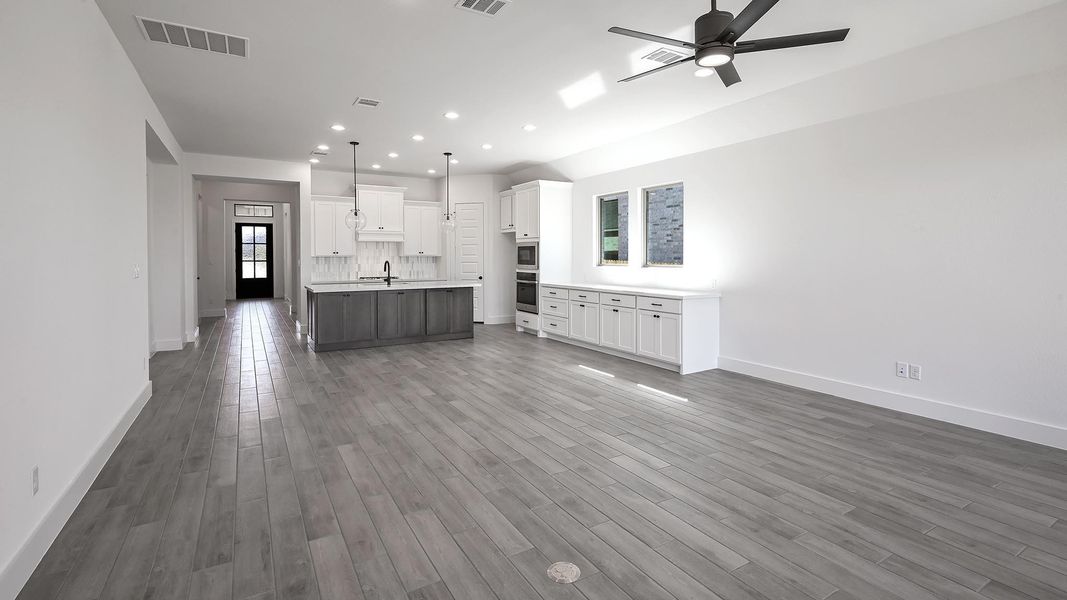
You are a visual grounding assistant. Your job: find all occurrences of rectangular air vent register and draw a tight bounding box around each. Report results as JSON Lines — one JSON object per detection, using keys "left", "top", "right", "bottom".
{"left": 455, "top": 0, "right": 510, "bottom": 17}
{"left": 137, "top": 16, "right": 249, "bottom": 58}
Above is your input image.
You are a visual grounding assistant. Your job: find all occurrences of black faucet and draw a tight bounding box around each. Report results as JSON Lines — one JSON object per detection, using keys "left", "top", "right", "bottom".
{"left": 384, "top": 260, "right": 392, "bottom": 286}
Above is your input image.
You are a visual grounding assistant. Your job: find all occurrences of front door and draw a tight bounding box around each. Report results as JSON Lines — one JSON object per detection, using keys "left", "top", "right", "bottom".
{"left": 455, "top": 203, "right": 485, "bottom": 323}
{"left": 236, "top": 223, "right": 273, "bottom": 299}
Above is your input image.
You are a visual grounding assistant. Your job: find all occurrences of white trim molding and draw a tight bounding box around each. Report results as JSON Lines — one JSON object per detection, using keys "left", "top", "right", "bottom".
{"left": 484, "top": 315, "right": 516, "bottom": 325}
{"left": 184, "top": 326, "right": 200, "bottom": 344}
{"left": 151, "top": 338, "right": 183, "bottom": 353}
{"left": 718, "top": 357, "right": 1067, "bottom": 451}
{"left": 0, "top": 381, "right": 153, "bottom": 598}
{"left": 199, "top": 308, "right": 227, "bottom": 319}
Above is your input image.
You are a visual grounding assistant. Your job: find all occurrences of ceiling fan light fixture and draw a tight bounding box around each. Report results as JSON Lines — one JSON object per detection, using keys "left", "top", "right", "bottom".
{"left": 695, "top": 44, "right": 734, "bottom": 68}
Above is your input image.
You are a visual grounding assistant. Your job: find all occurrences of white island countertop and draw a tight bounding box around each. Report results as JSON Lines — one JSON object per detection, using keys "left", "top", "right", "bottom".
{"left": 305, "top": 280, "right": 482, "bottom": 293}
{"left": 541, "top": 282, "right": 720, "bottom": 299}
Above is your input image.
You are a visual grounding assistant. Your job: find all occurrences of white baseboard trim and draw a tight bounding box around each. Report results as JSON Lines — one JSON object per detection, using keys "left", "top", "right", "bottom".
{"left": 199, "top": 308, "right": 226, "bottom": 319}
{"left": 0, "top": 380, "right": 153, "bottom": 599}
{"left": 151, "top": 338, "right": 183, "bottom": 353}
{"left": 184, "top": 326, "right": 200, "bottom": 344}
{"left": 717, "top": 356, "right": 1067, "bottom": 451}
{"left": 484, "top": 315, "right": 515, "bottom": 325}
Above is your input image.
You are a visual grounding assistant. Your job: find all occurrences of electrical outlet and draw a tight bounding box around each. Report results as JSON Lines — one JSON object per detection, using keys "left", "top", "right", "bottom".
{"left": 32, "top": 466, "right": 39, "bottom": 496}
{"left": 896, "top": 362, "right": 909, "bottom": 378}
{"left": 909, "top": 364, "right": 922, "bottom": 381}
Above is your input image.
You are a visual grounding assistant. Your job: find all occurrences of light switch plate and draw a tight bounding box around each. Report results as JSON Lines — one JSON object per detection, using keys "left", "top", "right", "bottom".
{"left": 909, "top": 364, "right": 922, "bottom": 381}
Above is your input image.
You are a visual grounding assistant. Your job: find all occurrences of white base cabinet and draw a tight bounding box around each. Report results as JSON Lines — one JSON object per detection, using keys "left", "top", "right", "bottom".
{"left": 538, "top": 283, "right": 720, "bottom": 374}
{"left": 636, "top": 310, "right": 680, "bottom": 364}
{"left": 601, "top": 306, "right": 636, "bottom": 354}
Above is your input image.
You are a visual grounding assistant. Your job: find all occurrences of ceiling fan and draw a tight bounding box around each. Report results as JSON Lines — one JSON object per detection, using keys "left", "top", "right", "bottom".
{"left": 610, "top": 0, "right": 850, "bottom": 86}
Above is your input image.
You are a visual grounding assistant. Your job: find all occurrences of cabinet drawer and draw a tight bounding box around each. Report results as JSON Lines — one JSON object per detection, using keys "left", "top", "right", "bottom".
{"left": 600, "top": 293, "right": 636, "bottom": 308}
{"left": 637, "top": 296, "right": 681, "bottom": 314}
{"left": 515, "top": 311, "right": 539, "bottom": 331}
{"left": 570, "top": 290, "right": 600, "bottom": 303}
{"left": 542, "top": 286, "right": 569, "bottom": 300}
{"left": 542, "top": 298, "right": 568, "bottom": 317}
{"left": 542, "top": 316, "right": 569, "bottom": 336}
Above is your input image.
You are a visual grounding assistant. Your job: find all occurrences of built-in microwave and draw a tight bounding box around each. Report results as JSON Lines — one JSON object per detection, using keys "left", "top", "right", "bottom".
{"left": 517, "top": 242, "right": 539, "bottom": 271}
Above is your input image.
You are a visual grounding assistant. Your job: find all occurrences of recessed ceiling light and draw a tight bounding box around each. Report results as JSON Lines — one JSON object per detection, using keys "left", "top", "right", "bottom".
{"left": 449, "top": 158, "right": 459, "bottom": 164}
{"left": 412, "top": 134, "right": 425, "bottom": 142}
{"left": 372, "top": 164, "right": 382, "bottom": 169}
{"left": 522, "top": 124, "right": 537, "bottom": 132}
{"left": 317, "top": 144, "right": 330, "bottom": 150}
{"left": 481, "top": 143, "right": 493, "bottom": 150}
{"left": 427, "top": 169, "right": 437, "bottom": 174}
{"left": 388, "top": 152, "right": 399, "bottom": 158}
{"left": 330, "top": 124, "right": 346, "bottom": 131}
{"left": 443, "top": 111, "right": 459, "bottom": 120}
{"left": 309, "top": 158, "right": 320, "bottom": 164}
{"left": 694, "top": 68, "right": 716, "bottom": 78}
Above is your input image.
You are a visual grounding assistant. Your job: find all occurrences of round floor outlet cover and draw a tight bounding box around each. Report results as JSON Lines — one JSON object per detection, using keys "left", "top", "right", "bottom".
{"left": 547, "top": 562, "right": 580, "bottom": 584}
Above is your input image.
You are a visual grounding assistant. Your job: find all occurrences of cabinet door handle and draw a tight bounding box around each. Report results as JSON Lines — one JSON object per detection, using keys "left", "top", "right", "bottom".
{"left": 654, "top": 314, "right": 661, "bottom": 319}
{"left": 579, "top": 304, "right": 585, "bottom": 308}
{"left": 612, "top": 309, "right": 619, "bottom": 313}
{"left": 651, "top": 303, "right": 663, "bottom": 307}
{"left": 610, "top": 299, "right": 620, "bottom": 302}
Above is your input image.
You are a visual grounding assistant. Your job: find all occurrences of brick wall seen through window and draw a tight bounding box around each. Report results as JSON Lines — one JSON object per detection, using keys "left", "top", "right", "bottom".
{"left": 644, "top": 184, "right": 683, "bottom": 266}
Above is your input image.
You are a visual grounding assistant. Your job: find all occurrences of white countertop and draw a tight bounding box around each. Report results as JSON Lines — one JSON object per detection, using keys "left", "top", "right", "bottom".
{"left": 305, "top": 280, "right": 482, "bottom": 293}
{"left": 541, "top": 282, "right": 720, "bottom": 299}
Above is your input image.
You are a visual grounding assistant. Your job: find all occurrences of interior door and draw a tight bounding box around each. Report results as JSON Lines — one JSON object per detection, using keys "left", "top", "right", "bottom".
{"left": 236, "top": 223, "right": 273, "bottom": 299}
{"left": 455, "top": 203, "right": 485, "bottom": 323}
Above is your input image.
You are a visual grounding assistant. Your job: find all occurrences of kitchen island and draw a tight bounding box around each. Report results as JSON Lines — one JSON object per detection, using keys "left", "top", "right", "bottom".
{"left": 305, "top": 281, "right": 481, "bottom": 351}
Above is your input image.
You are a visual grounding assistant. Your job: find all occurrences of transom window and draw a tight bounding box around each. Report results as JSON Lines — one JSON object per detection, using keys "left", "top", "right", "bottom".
{"left": 234, "top": 204, "right": 273, "bottom": 218}
{"left": 644, "top": 183, "right": 684, "bottom": 267}
{"left": 240, "top": 225, "right": 269, "bottom": 279}
{"left": 598, "top": 192, "right": 629, "bottom": 265}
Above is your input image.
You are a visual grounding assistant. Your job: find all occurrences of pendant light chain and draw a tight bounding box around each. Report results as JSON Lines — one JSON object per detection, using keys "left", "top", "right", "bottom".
{"left": 351, "top": 141, "right": 359, "bottom": 216}
{"left": 445, "top": 152, "right": 452, "bottom": 222}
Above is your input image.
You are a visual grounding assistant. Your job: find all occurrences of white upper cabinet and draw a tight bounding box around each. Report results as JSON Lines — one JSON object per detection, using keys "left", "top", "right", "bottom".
{"left": 499, "top": 190, "right": 515, "bottom": 232}
{"left": 356, "top": 186, "right": 406, "bottom": 241}
{"left": 402, "top": 204, "right": 442, "bottom": 257}
{"left": 514, "top": 187, "right": 539, "bottom": 239}
{"left": 311, "top": 197, "right": 355, "bottom": 256}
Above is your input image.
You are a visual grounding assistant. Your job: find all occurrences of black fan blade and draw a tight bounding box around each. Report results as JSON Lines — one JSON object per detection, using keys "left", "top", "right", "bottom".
{"left": 735, "top": 29, "right": 850, "bottom": 54}
{"left": 619, "top": 56, "right": 695, "bottom": 83}
{"left": 718, "top": 0, "right": 780, "bottom": 43}
{"left": 609, "top": 27, "right": 697, "bottom": 50}
{"left": 716, "top": 62, "right": 741, "bottom": 87}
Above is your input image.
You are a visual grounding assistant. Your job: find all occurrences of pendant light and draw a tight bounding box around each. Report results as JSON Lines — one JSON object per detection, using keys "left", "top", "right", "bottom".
{"left": 440, "top": 152, "right": 456, "bottom": 231}
{"left": 344, "top": 141, "right": 367, "bottom": 231}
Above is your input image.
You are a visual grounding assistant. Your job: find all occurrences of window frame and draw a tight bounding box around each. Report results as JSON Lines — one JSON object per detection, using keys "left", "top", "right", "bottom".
{"left": 642, "top": 182, "right": 684, "bottom": 268}
{"left": 596, "top": 191, "right": 629, "bottom": 267}
{"left": 234, "top": 203, "right": 273, "bottom": 218}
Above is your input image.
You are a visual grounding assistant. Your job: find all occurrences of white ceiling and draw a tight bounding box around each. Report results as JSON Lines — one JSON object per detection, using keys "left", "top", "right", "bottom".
{"left": 97, "top": 0, "right": 1061, "bottom": 178}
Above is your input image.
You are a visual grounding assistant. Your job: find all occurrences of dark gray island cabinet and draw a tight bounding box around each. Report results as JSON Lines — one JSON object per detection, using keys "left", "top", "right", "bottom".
{"left": 306, "top": 285, "right": 474, "bottom": 351}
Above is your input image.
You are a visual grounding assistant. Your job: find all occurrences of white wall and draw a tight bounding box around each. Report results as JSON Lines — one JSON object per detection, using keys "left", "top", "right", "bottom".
{"left": 312, "top": 168, "right": 437, "bottom": 201}
{"left": 0, "top": 0, "right": 183, "bottom": 595}
{"left": 148, "top": 160, "right": 185, "bottom": 351}
{"left": 567, "top": 66, "right": 1067, "bottom": 449}
{"left": 436, "top": 174, "right": 516, "bottom": 323}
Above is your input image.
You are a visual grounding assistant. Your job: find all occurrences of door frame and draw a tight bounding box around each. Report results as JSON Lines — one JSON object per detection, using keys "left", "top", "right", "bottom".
{"left": 235, "top": 222, "right": 275, "bottom": 299}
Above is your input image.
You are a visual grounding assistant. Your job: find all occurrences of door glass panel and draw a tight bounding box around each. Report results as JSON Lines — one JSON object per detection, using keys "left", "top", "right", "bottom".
{"left": 254, "top": 245, "right": 267, "bottom": 260}
{"left": 242, "top": 226, "right": 255, "bottom": 244}
{"left": 255, "top": 262, "right": 267, "bottom": 278}
{"left": 242, "top": 262, "right": 255, "bottom": 279}
{"left": 242, "top": 244, "right": 254, "bottom": 260}
{"left": 254, "top": 226, "right": 267, "bottom": 243}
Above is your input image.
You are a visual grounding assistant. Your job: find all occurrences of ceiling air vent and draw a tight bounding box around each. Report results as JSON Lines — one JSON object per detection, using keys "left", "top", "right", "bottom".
{"left": 137, "top": 16, "right": 249, "bottom": 58}
{"left": 353, "top": 97, "right": 382, "bottom": 108}
{"left": 455, "top": 0, "right": 510, "bottom": 17}
{"left": 642, "top": 47, "right": 688, "bottom": 64}
{"left": 310, "top": 149, "right": 329, "bottom": 157}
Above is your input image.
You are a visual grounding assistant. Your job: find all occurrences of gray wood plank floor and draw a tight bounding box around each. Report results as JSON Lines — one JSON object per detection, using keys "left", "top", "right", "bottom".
{"left": 17, "top": 299, "right": 1067, "bottom": 600}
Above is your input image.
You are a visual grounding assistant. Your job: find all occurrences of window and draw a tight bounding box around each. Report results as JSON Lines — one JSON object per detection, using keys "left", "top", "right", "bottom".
{"left": 234, "top": 204, "right": 273, "bottom": 218}
{"left": 240, "top": 225, "right": 269, "bottom": 279}
{"left": 598, "top": 192, "right": 628, "bottom": 265}
{"left": 644, "top": 184, "right": 683, "bottom": 266}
